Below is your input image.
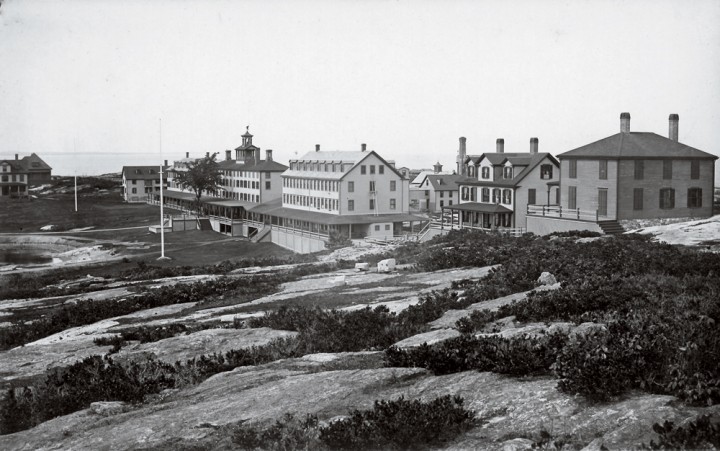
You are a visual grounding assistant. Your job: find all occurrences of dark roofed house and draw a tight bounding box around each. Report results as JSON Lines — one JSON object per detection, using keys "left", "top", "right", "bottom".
{"left": 451, "top": 137, "right": 560, "bottom": 232}
{"left": 527, "top": 113, "right": 718, "bottom": 236}
{"left": 121, "top": 165, "right": 168, "bottom": 203}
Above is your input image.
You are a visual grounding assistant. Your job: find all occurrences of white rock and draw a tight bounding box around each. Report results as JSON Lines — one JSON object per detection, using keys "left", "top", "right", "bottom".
{"left": 40, "top": 225, "right": 55, "bottom": 231}
{"left": 90, "top": 401, "right": 127, "bottom": 417}
{"left": 354, "top": 262, "right": 370, "bottom": 271}
{"left": 378, "top": 258, "right": 396, "bottom": 273}
{"left": 537, "top": 272, "right": 557, "bottom": 286}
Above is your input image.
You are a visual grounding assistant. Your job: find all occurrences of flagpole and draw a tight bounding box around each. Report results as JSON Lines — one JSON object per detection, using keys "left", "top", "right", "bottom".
{"left": 158, "top": 118, "right": 169, "bottom": 260}
{"left": 74, "top": 138, "right": 78, "bottom": 212}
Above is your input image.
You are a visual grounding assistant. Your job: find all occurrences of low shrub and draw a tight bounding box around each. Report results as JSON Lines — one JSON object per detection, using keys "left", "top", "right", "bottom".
{"left": 645, "top": 414, "right": 720, "bottom": 449}
{"left": 232, "top": 396, "right": 474, "bottom": 450}
{"left": 385, "top": 333, "right": 567, "bottom": 377}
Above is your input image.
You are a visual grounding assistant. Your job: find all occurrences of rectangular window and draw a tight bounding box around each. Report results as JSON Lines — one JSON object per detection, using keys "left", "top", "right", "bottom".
{"left": 633, "top": 188, "right": 643, "bottom": 210}
{"left": 11, "top": 174, "right": 16, "bottom": 182}
{"left": 132, "top": 180, "right": 137, "bottom": 184}
{"left": 361, "top": 165, "right": 366, "bottom": 175}
{"left": 528, "top": 188, "right": 536, "bottom": 205}
{"left": 379, "top": 166, "right": 384, "bottom": 174}
{"left": 659, "top": 188, "right": 675, "bottom": 209}
{"left": 599, "top": 160, "right": 607, "bottom": 180}
{"left": 348, "top": 181, "right": 354, "bottom": 193}
{"left": 132, "top": 188, "right": 137, "bottom": 194}
{"left": 348, "top": 199, "right": 354, "bottom": 211}
{"left": 390, "top": 180, "right": 396, "bottom": 191}
{"left": 688, "top": 188, "right": 703, "bottom": 208}
{"left": 439, "top": 191, "right": 444, "bottom": 198}
{"left": 385, "top": 224, "right": 390, "bottom": 231}
{"left": 502, "top": 189, "right": 512, "bottom": 204}
{"left": 634, "top": 160, "right": 644, "bottom": 180}
{"left": 568, "top": 186, "right": 577, "bottom": 209}
{"left": 265, "top": 181, "right": 271, "bottom": 189}
{"left": 424, "top": 190, "right": 429, "bottom": 196}
{"left": 370, "top": 165, "right": 375, "bottom": 174}
{"left": 569, "top": 160, "right": 577, "bottom": 179}
{"left": 369, "top": 181, "right": 376, "bottom": 192}
{"left": 375, "top": 225, "right": 380, "bottom": 231}
{"left": 663, "top": 160, "right": 673, "bottom": 180}
{"left": 390, "top": 198, "right": 396, "bottom": 210}
{"left": 369, "top": 198, "right": 375, "bottom": 210}
{"left": 481, "top": 188, "right": 489, "bottom": 203}
{"left": 492, "top": 188, "right": 500, "bottom": 204}
{"left": 691, "top": 160, "right": 700, "bottom": 179}
{"left": 481, "top": 167, "right": 490, "bottom": 179}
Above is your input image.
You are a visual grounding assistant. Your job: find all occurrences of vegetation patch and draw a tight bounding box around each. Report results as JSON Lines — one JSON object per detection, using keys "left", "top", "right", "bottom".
{"left": 232, "top": 395, "right": 475, "bottom": 450}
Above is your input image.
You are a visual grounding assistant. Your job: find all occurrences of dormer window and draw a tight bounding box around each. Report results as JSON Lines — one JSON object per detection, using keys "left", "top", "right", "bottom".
{"left": 503, "top": 166, "right": 513, "bottom": 179}
{"left": 481, "top": 167, "right": 490, "bottom": 179}
{"left": 540, "top": 164, "right": 553, "bottom": 180}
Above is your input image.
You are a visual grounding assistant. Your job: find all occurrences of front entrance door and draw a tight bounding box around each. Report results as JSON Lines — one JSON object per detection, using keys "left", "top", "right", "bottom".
{"left": 598, "top": 189, "right": 608, "bottom": 217}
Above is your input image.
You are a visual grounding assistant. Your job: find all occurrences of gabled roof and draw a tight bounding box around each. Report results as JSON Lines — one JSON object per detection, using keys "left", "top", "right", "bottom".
{"left": 284, "top": 150, "right": 403, "bottom": 180}
{"left": 463, "top": 155, "right": 483, "bottom": 165}
{"left": 244, "top": 160, "right": 289, "bottom": 172}
{"left": 559, "top": 132, "right": 717, "bottom": 160}
{"left": 0, "top": 159, "right": 26, "bottom": 172}
{"left": 444, "top": 202, "right": 513, "bottom": 214}
{"left": 460, "top": 152, "right": 559, "bottom": 188}
{"left": 411, "top": 169, "right": 453, "bottom": 185}
{"left": 420, "top": 174, "right": 465, "bottom": 191}
{"left": 121, "top": 166, "right": 168, "bottom": 180}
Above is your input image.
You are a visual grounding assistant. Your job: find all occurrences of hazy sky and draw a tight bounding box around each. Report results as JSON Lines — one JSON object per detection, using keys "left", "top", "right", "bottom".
{"left": 1, "top": 0, "right": 719, "bottom": 178}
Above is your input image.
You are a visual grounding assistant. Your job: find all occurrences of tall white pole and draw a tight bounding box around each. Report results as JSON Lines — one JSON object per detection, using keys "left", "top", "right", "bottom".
{"left": 74, "top": 138, "right": 78, "bottom": 212}
{"left": 159, "top": 118, "right": 166, "bottom": 259}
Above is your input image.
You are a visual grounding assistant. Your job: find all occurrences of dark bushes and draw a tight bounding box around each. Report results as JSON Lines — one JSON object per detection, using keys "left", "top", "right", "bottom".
{"left": 645, "top": 414, "right": 720, "bottom": 449}
{"left": 232, "top": 395, "right": 475, "bottom": 450}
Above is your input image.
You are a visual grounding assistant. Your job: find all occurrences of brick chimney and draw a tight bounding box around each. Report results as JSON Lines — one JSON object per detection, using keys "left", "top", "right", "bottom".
{"left": 361, "top": 143, "right": 367, "bottom": 152}
{"left": 530, "top": 137, "right": 538, "bottom": 154}
{"left": 458, "top": 137, "right": 467, "bottom": 176}
{"left": 496, "top": 138, "right": 504, "bottom": 154}
{"left": 15, "top": 154, "right": 18, "bottom": 160}
{"left": 186, "top": 152, "right": 189, "bottom": 158}
{"left": 620, "top": 112, "right": 631, "bottom": 133}
{"left": 266, "top": 149, "right": 273, "bottom": 161}
{"left": 164, "top": 159, "right": 168, "bottom": 167}
{"left": 254, "top": 148, "right": 261, "bottom": 164}
{"left": 669, "top": 114, "right": 679, "bottom": 141}
{"left": 315, "top": 144, "right": 320, "bottom": 152}
{"left": 225, "top": 150, "right": 232, "bottom": 160}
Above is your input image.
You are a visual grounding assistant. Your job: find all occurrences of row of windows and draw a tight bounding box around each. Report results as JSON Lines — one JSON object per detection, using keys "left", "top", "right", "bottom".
{"left": 568, "top": 159, "right": 701, "bottom": 181}
{"left": 349, "top": 180, "right": 396, "bottom": 192}
{"left": 225, "top": 192, "right": 259, "bottom": 202}
{"left": 288, "top": 161, "right": 353, "bottom": 173}
{"left": 467, "top": 164, "right": 554, "bottom": 180}
{"left": 348, "top": 198, "right": 396, "bottom": 211}
{"left": 283, "top": 194, "right": 339, "bottom": 211}
{"left": 222, "top": 179, "right": 261, "bottom": 190}
{"left": 131, "top": 179, "right": 163, "bottom": 185}
{"left": 460, "top": 187, "right": 513, "bottom": 205}
{"left": 0, "top": 174, "right": 25, "bottom": 182}
{"left": 284, "top": 178, "right": 339, "bottom": 192}
{"left": 360, "top": 165, "right": 385, "bottom": 175}
{"left": 566, "top": 186, "right": 704, "bottom": 210}
{"left": 222, "top": 170, "right": 261, "bottom": 179}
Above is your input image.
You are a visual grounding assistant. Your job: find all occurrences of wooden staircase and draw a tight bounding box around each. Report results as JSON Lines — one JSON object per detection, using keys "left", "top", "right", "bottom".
{"left": 197, "top": 218, "right": 213, "bottom": 231}
{"left": 597, "top": 220, "right": 625, "bottom": 235}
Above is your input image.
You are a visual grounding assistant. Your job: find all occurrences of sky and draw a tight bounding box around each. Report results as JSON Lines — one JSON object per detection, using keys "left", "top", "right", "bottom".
{"left": 1, "top": 0, "right": 719, "bottom": 179}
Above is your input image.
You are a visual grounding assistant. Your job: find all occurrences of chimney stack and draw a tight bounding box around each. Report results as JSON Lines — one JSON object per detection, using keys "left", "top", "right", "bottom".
{"left": 15, "top": 154, "right": 18, "bottom": 160}
{"left": 186, "top": 152, "right": 189, "bottom": 158}
{"left": 496, "top": 138, "right": 504, "bottom": 154}
{"left": 254, "top": 148, "right": 261, "bottom": 164}
{"left": 361, "top": 143, "right": 367, "bottom": 152}
{"left": 669, "top": 114, "right": 679, "bottom": 141}
{"left": 266, "top": 149, "right": 273, "bottom": 161}
{"left": 164, "top": 159, "right": 168, "bottom": 167}
{"left": 206, "top": 152, "right": 210, "bottom": 158}
{"left": 315, "top": 144, "right": 320, "bottom": 152}
{"left": 458, "top": 137, "right": 467, "bottom": 176}
{"left": 530, "top": 137, "right": 539, "bottom": 154}
{"left": 620, "top": 112, "right": 631, "bottom": 133}
{"left": 225, "top": 150, "right": 232, "bottom": 161}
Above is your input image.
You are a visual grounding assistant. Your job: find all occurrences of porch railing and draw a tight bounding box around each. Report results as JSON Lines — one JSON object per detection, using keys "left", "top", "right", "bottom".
{"left": 526, "top": 204, "right": 599, "bottom": 222}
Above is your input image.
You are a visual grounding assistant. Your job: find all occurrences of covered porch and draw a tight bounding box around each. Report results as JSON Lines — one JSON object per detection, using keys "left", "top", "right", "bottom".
{"left": 441, "top": 202, "right": 524, "bottom": 235}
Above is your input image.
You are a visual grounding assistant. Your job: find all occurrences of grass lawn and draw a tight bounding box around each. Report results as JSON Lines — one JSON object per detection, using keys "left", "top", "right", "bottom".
{"left": 0, "top": 192, "right": 161, "bottom": 233}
